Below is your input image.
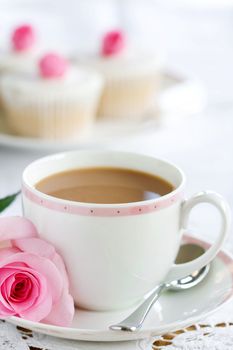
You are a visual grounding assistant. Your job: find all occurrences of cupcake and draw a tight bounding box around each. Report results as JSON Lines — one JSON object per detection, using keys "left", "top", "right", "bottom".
{"left": 76, "top": 30, "right": 161, "bottom": 120}
{"left": 0, "top": 24, "right": 38, "bottom": 74}
{"left": 0, "top": 53, "right": 103, "bottom": 140}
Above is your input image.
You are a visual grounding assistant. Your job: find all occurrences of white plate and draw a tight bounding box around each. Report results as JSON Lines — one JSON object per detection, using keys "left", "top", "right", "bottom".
{"left": 8, "top": 234, "right": 233, "bottom": 342}
{"left": 0, "top": 71, "right": 206, "bottom": 151}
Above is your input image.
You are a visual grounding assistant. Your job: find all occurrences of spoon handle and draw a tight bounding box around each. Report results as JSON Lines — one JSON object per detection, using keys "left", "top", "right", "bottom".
{"left": 109, "top": 284, "right": 166, "bottom": 332}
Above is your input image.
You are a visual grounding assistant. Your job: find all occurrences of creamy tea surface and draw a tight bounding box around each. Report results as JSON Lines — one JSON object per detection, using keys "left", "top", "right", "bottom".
{"left": 35, "top": 167, "right": 174, "bottom": 204}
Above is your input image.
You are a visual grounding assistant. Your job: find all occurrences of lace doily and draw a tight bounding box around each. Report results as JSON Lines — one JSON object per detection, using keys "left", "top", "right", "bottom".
{"left": 2, "top": 320, "right": 233, "bottom": 350}
{"left": 150, "top": 323, "right": 233, "bottom": 349}
{"left": 0, "top": 320, "right": 79, "bottom": 350}
{"left": 0, "top": 320, "right": 138, "bottom": 350}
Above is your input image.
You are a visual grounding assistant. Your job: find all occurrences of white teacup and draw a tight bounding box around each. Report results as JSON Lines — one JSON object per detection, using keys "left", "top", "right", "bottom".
{"left": 22, "top": 151, "right": 230, "bottom": 311}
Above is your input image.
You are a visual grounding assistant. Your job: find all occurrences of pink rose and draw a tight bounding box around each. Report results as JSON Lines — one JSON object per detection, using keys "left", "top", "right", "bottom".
{"left": 0, "top": 217, "right": 74, "bottom": 326}
{"left": 101, "top": 30, "right": 126, "bottom": 57}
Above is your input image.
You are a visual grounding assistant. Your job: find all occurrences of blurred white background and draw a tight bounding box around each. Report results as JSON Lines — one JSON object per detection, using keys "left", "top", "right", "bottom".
{"left": 0, "top": 0, "right": 233, "bottom": 245}
{"left": 1, "top": 0, "right": 233, "bottom": 102}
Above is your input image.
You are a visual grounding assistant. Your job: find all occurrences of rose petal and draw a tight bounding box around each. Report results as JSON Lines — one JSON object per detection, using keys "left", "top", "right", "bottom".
{"left": 18, "top": 271, "right": 52, "bottom": 322}
{"left": 0, "top": 300, "right": 15, "bottom": 316}
{"left": 5, "top": 262, "right": 28, "bottom": 268}
{"left": 12, "top": 238, "right": 55, "bottom": 259}
{"left": 0, "top": 240, "right": 11, "bottom": 249}
{"left": 6, "top": 272, "right": 39, "bottom": 312}
{"left": 0, "top": 217, "right": 37, "bottom": 241}
{"left": 0, "top": 247, "right": 20, "bottom": 261}
{"left": 0, "top": 269, "right": 16, "bottom": 311}
{"left": 0, "top": 268, "right": 16, "bottom": 286}
{"left": 12, "top": 239, "right": 69, "bottom": 288}
{"left": 19, "top": 291, "right": 53, "bottom": 322}
{"left": 43, "top": 290, "right": 74, "bottom": 327}
{"left": 0, "top": 253, "right": 63, "bottom": 303}
{"left": 50, "top": 252, "right": 69, "bottom": 290}
{"left": 3, "top": 275, "right": 15, "bottom": 300}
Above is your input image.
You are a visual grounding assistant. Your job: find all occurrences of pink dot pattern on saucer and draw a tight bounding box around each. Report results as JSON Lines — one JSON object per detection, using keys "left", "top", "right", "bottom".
{"left": 22, "top": 184, "right": 184, "bottom": 217}
{"left": 12, "top": 25, "right": 36, "bottom": 52}
{"left": 39, "top": 53, "right": 68, "bottom": 79}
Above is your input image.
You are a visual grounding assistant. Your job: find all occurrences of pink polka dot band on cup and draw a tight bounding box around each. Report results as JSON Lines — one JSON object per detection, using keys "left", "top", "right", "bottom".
{"left": 22, "top": 184, "right": 184, "bottom": 217}
{"left": 12, "top": 25, "right": 36, "bottom": 52}
{"left": 39, "top": 53, "right": 69, "bottom": 79}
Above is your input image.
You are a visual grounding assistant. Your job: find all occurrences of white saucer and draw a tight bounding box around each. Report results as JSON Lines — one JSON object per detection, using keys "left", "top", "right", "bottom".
{"left": 8, "top": 234, "right": 233, "bottom": 342}
{"left": 0, "top": 70, "right": 206, "bottom": 151}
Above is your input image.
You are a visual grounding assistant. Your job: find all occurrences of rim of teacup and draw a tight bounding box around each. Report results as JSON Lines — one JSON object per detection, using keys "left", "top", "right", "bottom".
{"left": 22, "top": 150, "right": 186, "bottom": 213}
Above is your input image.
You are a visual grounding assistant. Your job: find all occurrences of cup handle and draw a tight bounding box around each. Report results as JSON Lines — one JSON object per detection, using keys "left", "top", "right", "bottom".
{"left": 165, "top": 191, "right": 231, "bottom": 283}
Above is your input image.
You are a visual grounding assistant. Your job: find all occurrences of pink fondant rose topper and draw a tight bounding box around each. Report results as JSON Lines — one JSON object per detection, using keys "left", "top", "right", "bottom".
{"left": 12, "top": 25, "right": 36, "bottom": 52}
{"left": 39, "top": 53, "right": 68, "bottom": 79}
{"left": 101, "top": 30, "right": 126, "bottom": 57}
{"left": 0, "top": 217, "right": 74, "bottom": 326}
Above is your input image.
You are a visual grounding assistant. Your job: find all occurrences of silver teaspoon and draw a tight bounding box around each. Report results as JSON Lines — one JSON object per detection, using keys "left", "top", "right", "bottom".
{"left": 109, "top": 243, "right": 209, "bottom": 332}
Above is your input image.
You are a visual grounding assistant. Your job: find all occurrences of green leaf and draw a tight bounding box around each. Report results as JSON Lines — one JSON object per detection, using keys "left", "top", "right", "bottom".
{"left": 0, "top": 191, "right": 20, "bottom": 213}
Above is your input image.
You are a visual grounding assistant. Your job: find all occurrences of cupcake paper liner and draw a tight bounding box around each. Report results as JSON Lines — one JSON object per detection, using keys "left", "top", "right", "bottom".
{"left": 0, "top": 73, "right": 103, "bottom": 140}
{"left": 97, "top": 72, "right": 160, "bottom": 120}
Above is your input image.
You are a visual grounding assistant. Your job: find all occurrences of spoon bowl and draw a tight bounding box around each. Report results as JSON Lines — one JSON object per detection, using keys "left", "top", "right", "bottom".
{"left": 110, "top": 243, "right": 209, "bottom": 332}
{"left": 169, "top": 243, "right": 210, "bottom": 291}
{"left": 169, "top": 265, "right": 210, "bottom": 291}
